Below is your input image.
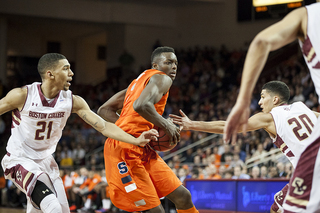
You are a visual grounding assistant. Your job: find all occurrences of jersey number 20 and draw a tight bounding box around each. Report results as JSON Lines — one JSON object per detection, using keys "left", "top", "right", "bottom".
{"left": 288, "top": 114, "right": 314, "bottom": 141}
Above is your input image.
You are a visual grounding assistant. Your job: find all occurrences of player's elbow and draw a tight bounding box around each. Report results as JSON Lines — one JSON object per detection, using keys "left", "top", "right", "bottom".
{"left": 133, "top": 101, "right": 148, "bottom": 114}
{"left": 252, "top": 34, "right": 272, "bottom": 50}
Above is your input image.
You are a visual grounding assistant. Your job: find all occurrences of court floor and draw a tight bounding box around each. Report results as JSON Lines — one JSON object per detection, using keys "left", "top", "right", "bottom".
{"left": 0, "top": 207, "right": 25, "bottom": 213}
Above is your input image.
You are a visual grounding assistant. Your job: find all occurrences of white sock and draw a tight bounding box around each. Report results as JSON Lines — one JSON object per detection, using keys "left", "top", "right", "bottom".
{"left": 40, "top": 194, "right": 62, "bottom": 213}
{"left": 102, "top": 199, "right": 111, "bottom": 209}
{"left": 84, "top": 198, "right": 91, "bottom": 208}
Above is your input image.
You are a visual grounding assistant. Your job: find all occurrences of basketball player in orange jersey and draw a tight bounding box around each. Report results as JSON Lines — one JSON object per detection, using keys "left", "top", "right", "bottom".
{"left": 98, "top": 46, "right": 198, "bottom": 213}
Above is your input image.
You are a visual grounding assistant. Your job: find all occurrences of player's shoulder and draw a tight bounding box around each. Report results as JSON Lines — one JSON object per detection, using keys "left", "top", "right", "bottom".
{"left": 71, "top": 94, "right": 88, "bottom": 111}
{"left": 8, "top": 86, "right": 28, "bottom": 99}
{"left": 150, "top": 72, "right": 172, "bottom": 84}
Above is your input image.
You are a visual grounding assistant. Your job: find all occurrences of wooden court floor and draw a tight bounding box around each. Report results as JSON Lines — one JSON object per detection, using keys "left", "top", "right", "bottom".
{"left": 0, "top": 207, "right": 25, "bottom": 213}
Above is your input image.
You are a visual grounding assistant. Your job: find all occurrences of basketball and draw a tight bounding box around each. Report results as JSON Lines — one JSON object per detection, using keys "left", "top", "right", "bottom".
{"left": 149, "top": 125, "right": 177, "bottom": 152}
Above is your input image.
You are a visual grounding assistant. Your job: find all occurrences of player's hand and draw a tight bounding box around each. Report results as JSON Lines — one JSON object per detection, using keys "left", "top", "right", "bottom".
{"left": 165, "top": 118, "right": 181, "bottom": 146}
{"left": 224, "top": 101, "right": 250, "bottom": 144}
{"left": 135, "top": 128, "right": 159, "bottom": 147}
{"left": 169, "top": 109, "right": 192, "bottom": 131}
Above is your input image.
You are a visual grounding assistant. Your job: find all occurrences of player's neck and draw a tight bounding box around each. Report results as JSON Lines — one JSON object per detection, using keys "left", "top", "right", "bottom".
{"left": 40, "top": 82, "right": 60, "bottom": 99}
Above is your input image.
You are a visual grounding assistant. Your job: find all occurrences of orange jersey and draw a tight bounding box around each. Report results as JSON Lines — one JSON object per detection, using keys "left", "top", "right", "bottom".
{"left": 88, "top": 174, "right": 102, "bottom": 191}
{"left": 115, "top": 69, "right": 169, "bottom": 137}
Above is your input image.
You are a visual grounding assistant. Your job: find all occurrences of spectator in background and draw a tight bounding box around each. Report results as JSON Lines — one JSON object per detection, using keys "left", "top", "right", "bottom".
{"left": 260, "top": 166, "right": 268, "bottom": 179}
{"left": 193, "top": 155, "right": 201, "bottom": 166}
{"left": 60, "top": 145, "right": 74, "bottom": 167}
{"left": 241, "top": 166, "right": 251, "bottom": 179}
{"left": 284, "top": 162, "right": 293, "bottom": 179}
{"left": 268, "top": 166, "right": 279, "bottom": 178}
{"left": 178, "top": 167, "right": 188, "bottom": 183}
{"left": 220, "top": 144, "right": 233, "bottom": 163}
{"left": 73, "top": 144, "right": 86, "bottom": 166}
{"left": 69, "top": 167, "right": 89, "bottom": 211}
{"left": 212, "top": 146, "right": 221, "bottom": 166}
{"left": 218, "top": 165, "right": 226, "bottom": 178}
{"left": 251, "top": 144, "right": 267, "bottom": 162}
{"left": 184, "top": 148, "right": 194, "bottom": 163}
{"left": 251, "top": 166, "right": 260, "bottom": 179}
{"left": 224, "top": 171, "right": 233, "bottom": 179}
{"left": 291, "top": 86, "right": 305, "bottom": 103}
{"left": 94, "top": 170, "right": 112, "bottom": 213}
{"left": 231, "top": 153, "right": 245, "bottom": 168}
{"left": 205, "top": 164, "right": 221, "bottom": 179}
{"left": 276, "top": 162, "right": 287, "bottom": 178}
{"left": 233, "top": 144, "right": 246, "bottom": 163}
{"left": 232, "top": 166, "right": 250, "bottom": 179}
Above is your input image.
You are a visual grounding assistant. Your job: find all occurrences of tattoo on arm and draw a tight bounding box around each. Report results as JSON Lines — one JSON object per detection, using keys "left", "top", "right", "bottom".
{"left": 81, "top": 112, "right": 99, "bottom": 128}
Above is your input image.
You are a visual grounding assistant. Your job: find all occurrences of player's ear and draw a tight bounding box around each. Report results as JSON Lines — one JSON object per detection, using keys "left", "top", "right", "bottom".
{"left": 46, "top": 71, "right": 54, "bottom": 79}
{"left": 273, "top": 96, "right": 280, "bottom": 105}
{"left": 152, "top": 62, "right": 158, "bottom": 69}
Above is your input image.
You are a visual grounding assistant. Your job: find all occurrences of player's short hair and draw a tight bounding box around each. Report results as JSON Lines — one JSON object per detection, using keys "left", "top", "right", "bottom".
{"left": 151, "top": 46, "right": 175, "bottom": 65}
{"left": 262, "top": 81, "right": 290, "bottom": 103}
{"left": 38, "top": 53, "right": 66, "bottom": 78}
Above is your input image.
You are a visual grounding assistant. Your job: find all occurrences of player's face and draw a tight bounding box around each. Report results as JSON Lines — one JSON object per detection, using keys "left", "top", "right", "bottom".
{"left": 53, "top": 59, "right": 74, "bottom": 91}
{"left": 258, "top": 89, "right": 274, "bottom": 113}
{"left": 154, "top": 52, "right": 178, "bottom": 80}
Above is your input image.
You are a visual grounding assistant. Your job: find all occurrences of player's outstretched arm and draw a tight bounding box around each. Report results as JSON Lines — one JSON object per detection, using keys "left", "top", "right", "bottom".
{"left": 169, "top": 109, "right": 225, "bottom": 133}
{"left": 224, "top": 7, "right": 307, "bottom": 143}
{"left": 171, "top": 110, "right": 275, "bottom": 138}
{"left": 97, "top": 89, "right": 127, "bottom": 123}
{"left": 0, "top": 87, "right": 27, "bottom": 115}
{"left": 73, "top": 95, "right": 158, "bottom": 146}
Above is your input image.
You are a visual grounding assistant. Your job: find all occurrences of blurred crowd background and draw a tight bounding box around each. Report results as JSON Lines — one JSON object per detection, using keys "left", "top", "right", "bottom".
{"left": 0, "top": 41, "right": 318, "bottom": 212}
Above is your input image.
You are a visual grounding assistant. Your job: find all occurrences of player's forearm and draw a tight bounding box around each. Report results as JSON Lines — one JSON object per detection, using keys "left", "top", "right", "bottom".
{"left": 97, "top": 107, "right": 118, "bottom": 123}
{"left": 134, "top": 102, "right": 168, "bottom": 129}
{"left": 237, "top": 36, "right": 271, "bottom": 104}
{"left": 101, "top": 122, "right": 138, "bottom": 145}
{"left": 189, "top": 121, "right": 225, "bottom": 134}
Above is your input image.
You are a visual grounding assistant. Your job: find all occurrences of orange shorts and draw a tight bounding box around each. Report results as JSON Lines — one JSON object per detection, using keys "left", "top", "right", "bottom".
{"left": 104, "top": 138, "right": 182, "bottom": 212}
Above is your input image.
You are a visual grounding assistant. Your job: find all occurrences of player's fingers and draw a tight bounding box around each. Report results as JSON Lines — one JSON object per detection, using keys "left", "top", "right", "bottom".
{"left": 169, "top": 114, "right": 181, "bottom": 119}
{"left": 179, "top": 109, "right": 187, "bottom": 117}
{"left": 172, "top": 120, "right": 182, "bottom": 126}
{"left": 223, "top": 124, "right": 231, "bottom": 143}
{"left": 231, "top": 132, "right": 237, "bottom": 145}
{"left": 179, "top": 125, "right": 184, "bottom": 131}
{"left": 242, "top": 122, "right": 248, "bottom": 137}
{"left": 149, "top": 129, "right": 159, "bottom": 137}
{"left": 150, "top": 135, "right": 158, "bottom": 141}
{"left": 171, "top": 135, "right": 177, "bottom": 146}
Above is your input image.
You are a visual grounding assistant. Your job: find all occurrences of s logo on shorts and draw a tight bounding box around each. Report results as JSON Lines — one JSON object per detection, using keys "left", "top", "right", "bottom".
{"left": 117, "top": 162, "right": 128, "bottom": 175}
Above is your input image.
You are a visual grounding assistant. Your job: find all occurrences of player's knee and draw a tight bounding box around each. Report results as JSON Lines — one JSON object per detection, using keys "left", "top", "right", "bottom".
{"left": 31, "top": 180, "right": 54, "bottom": 207}
{"left": 31, "top": 180, "right": 62, "bottom": 213}
{"left": 175, "top": 187, "right": 192, "bottom": 206}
